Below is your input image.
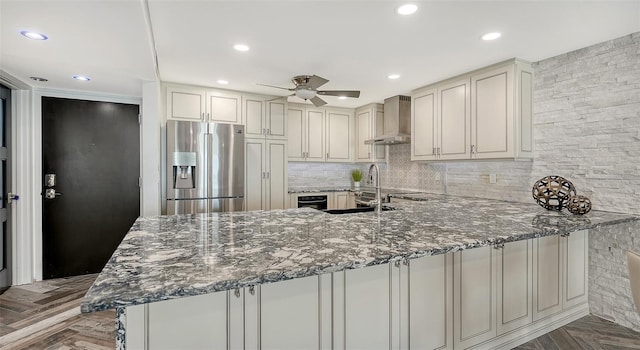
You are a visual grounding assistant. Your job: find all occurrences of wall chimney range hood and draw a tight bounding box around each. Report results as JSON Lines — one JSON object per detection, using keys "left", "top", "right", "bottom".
{"left": 364, "top": 95, "right": 411, "bottom": 145}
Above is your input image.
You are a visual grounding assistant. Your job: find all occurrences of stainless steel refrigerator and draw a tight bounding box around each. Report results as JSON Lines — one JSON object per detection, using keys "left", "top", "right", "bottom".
{"left": 166, "top": 121, "right": 244, "bottom": 214}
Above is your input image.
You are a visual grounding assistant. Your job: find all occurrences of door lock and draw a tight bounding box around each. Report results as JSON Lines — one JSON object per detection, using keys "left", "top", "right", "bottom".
{"left": 7, "top": 192, "right": 19, "bottom": 204}
{"left": 44, "top": 188, "right": 62, "bottom": 199}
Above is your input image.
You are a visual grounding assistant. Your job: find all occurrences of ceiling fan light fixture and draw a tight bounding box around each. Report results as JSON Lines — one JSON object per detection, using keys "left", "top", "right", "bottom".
{"left": 296, "top": 88, "right": 316, "bottom": 100}
{"left": 396, "top": 4, "right": 418, "bottom": 15}
{"left": 73, "top": 75, "right": 91, "bottom": 81}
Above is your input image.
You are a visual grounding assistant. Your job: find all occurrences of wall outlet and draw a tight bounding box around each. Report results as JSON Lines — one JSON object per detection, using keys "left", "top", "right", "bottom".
{"left": 489, "top": 173, "right": 497, "bottom": 184}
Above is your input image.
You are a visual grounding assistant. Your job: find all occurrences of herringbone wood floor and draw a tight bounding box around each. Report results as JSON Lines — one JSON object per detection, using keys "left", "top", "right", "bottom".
{"left": 0, "top": 274, "right": 115, "bottom": 349}
{"left": 1, "top": 275, "right": 640, "bottom": 349}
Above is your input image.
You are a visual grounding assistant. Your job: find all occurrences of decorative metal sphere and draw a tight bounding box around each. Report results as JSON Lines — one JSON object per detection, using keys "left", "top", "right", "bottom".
{"left": 566, "top": 195, "right": 592, "bottom": 215}
{"left": 532, "top": 176, "right": 576, "bottom": 210}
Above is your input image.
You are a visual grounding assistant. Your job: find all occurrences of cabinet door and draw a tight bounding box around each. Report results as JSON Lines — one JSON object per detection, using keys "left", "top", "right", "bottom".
{"left": 266, "top": 140, "right": 287, "bottom": 210}
{"left": 412, "top": 88, "right": 438, "bottom": 161}
{"left": 355, "top": 109, "right": 372, "bottom": 161}
{"left": 533, "top": 235, "right": 563, "bottom": 321}
{"left": 166, "top": 86, "right": 206, "bottom": 121}
{"left": 207, "top": 91, "right": 242, "bottom": 124}
{"left": 439, "top": 78, "right": 470, "bottom": 160}
{"left": 563, "top": 230, "right": 588, "bottom": 309}
{"left": 333, "top": 192, "right": 349, "bottom": 209}
{"left": 326, "top": 110, "right": 351, "bottom": 162}
{"left": 497, "top": 240, "right": 533, "bottom": 335}
{"left": 342, "top": 264, "right": 391, "bottom": 350}
{"left": 287, "top": 107, "right": 306, "bottom": 161}
{"left": 306, "top": 108, "right": 325, "bottom": 161}
{"left": 267, "top": 99, "right": 287, "bottom": 139}
{"left": 453, "top": 246, "right": 497, "bottom": 349}
{"left": 244, "top": 96, "right": 265, "bottom": 138}
{"left": 409, "top": 254, "right": 453, "bottom": 350}
{"left": 245, "top": 140, "right": 265, "bottom": 211}
{"left": 471, "top": 65, "right": 514, "bottom": 159}
{"left": 261, "top": 276, "right": 320, "bottom": 350}
{"left": 147, "top": 292, "right": 228, "bottom": 350}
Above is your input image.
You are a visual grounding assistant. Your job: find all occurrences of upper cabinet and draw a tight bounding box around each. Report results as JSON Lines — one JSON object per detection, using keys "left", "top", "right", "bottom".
{"left": 287, "top": 103, "right": 353, "bottom": 163}
{"left": 244, "top": 96, "right": 287, "bottom": 139}
{"left": 166, "top": 85, "right": 206, "bottom": 121}
{"left": 164, "top": 83, "right": 241, "bottom": 124}
{"left": 412, "top": 59, "right": 533, "bottom": 161}
{"left": 355, "top": 104, "right": 386, "bottom": 163}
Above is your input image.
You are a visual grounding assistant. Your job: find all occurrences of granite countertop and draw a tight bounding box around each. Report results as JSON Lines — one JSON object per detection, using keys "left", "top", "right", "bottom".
{"left": 81, "top": 196, "right": 637, "bottom": 313}
{"left": 288, "top": 186, "right": 354, "bottom": 193}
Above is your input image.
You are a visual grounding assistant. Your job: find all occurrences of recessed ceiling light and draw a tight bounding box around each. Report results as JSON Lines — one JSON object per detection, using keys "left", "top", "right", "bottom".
{"left": 30, "top": 76, "right": 48, "bottom": 82}
{"left": 396, "top": 4, "right": 418, "bottom": 15}
{"left": 388, "top": 74, "right": 400, "bottom": 80}
{"left": 217, "top": 79, "right": 229, "bottom": 85}
{"left": 338, "top": 96, "right": 347, "bottom": 100}
{"left": 233, "top": 44, "right": 250, "bottom": 52}
{"left": 20, "top": 30, "right": 48, "bottom": 40}
{"left": 481, "top": 32, "right": 502, "bottom": 41}
{"left": 73, "top": 75, "right": 91, "bottom": 81}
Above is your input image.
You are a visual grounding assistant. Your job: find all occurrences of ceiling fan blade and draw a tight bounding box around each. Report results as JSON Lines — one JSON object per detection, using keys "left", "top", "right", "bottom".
{"left": 310, "top": 96, "right": 327, "bottom": 107}
{"left": 307, "top": 75, "right": 329, "bottom": 89}
{"left": 317, "top": 90, "right": 361, "bottom": 98}
{"left": 256, "top": 83, "right": 294, "bottom": 91}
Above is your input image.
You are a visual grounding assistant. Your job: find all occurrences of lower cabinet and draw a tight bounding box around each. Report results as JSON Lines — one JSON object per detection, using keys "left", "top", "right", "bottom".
{"left": 125, "top": 232, "right": 588, "bottom": 350}
{"left": 533, "top": 229, "right": 589, "bottom": 321}
{"left": 334, "top": 191, "right": 356, "bottom": 209}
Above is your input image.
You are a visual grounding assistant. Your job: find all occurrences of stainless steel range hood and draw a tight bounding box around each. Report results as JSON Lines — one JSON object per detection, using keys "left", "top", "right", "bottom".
{"left": 364, "top": 95, "right": 411, "bottom": 145}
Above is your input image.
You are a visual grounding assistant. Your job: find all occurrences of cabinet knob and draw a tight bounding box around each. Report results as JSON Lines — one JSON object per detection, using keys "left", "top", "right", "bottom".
{"left": 267, "top": 128, "right": 270, "bottom": 135}
{"left": 493, "top": 243, "right": 505, "bottom": 250}
{"left": 249, "top": 285, "right": 255, "bottom": 295}
{"left": 471, "top": 144, "right": 475, "bottom": 154}
{"left": 234, "top": 288, "right": 241, "bottom": 298}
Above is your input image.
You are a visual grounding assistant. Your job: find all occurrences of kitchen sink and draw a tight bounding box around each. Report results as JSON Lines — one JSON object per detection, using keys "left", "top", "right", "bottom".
{"left": 322, "top": 206, "right": 396, "bottom": 215}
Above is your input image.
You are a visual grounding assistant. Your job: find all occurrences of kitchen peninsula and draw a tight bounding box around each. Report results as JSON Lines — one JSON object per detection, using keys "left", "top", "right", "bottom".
{"left": 81, "top": 195, "right": 637, "bottom": 350}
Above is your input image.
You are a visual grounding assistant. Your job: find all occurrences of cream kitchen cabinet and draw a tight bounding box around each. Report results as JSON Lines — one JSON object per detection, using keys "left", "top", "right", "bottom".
{"left": 244, "top": 96, "right": 287, "bottom": 140}
{"left": 454, "top": 239, "right": 534, "bottom": 349}
{"left": 406, "top": 254, "right": 453, "bottom": 350}
{"left": 411, "top": 59, "right": 533, "bottom": 161}
{"left": 355, "top": 104, "right": 386, "bottom": 163}
{"left": 333, "top": 191, "right": 356, "bottom": 209}
{"left": 164, "top": 84, "right": 242, "bottom": 124}
{"left": 288, "top": 104, "right": 354, "bottom": 163}
{"left": 325, "top": 109, "right": 353, "bottom": 162}
{"left": 245, "top": 139, "right": 287, "bottom": 211}
{"left": 287, "top": 105, "right": 325, "bottom": 162}
{"left": 412, "top": 78, "right": 470, "bottom": 161}
{"left": 533, "top": 230, "right": 589, "bottom": 321}
{"left": 165, "top": 85, "right": 206, "bottom": 121}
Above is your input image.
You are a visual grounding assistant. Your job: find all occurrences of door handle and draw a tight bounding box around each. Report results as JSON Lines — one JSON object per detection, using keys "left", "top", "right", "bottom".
{"left": 44, "top": 188, "right": 62, "bottom": 199}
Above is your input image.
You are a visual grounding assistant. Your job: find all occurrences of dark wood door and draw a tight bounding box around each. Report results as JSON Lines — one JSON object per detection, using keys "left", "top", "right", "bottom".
{"left": 0, "top": 84, "right": 12, "bottom": 291}
{"left": 42, "top": 97, "right": 140, "bottom": 279}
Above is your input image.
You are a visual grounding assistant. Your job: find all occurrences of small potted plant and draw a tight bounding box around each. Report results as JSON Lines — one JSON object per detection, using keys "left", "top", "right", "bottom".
{"left": 351, "top": 169, "right": 363, "bottom": 188}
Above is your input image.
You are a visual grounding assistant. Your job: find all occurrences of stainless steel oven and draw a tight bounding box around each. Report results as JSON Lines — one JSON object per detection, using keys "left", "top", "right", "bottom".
{"left": 297, "top": 195, "right": 328, "bottom": 210}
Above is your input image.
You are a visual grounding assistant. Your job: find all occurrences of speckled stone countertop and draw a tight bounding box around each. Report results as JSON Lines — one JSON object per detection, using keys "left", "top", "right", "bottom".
{"left": 288, "top": 186, "right": 354, "bottom": 193}
{"left": 81, "top": 196, "right": 637, "bottom": 313}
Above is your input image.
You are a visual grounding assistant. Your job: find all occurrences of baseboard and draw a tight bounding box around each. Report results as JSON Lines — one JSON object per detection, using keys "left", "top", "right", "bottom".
{"left": 469, "top": 304, "right": 590, "bottom": 350}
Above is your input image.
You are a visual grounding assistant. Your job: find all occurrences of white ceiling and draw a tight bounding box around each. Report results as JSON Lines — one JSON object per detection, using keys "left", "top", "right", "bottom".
{"left": 1, "top": 1, "right": 639, "bottom": 108}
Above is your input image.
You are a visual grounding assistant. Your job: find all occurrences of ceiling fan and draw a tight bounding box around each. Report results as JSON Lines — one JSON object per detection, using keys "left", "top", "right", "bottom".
{"left": 257, "top": 75, "right": 360, "bottom": 107}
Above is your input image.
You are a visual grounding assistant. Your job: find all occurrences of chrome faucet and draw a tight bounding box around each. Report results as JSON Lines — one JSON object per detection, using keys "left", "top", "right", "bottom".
{"left": 368, "top": 163, "right": 382, "bottom": 213}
